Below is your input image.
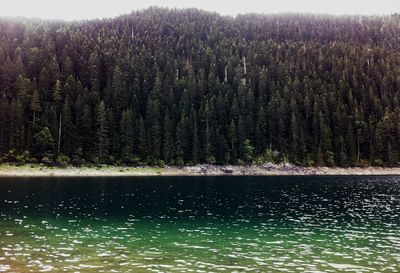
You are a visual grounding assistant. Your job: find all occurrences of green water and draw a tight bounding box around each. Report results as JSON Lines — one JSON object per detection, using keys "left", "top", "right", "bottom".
{"left": 0, "top": 176, "right": 400, "bottom": 272}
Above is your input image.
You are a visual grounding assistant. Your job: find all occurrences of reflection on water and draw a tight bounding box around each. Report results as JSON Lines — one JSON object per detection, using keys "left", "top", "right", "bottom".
{"left": 0, "top": 176, "right": 400, "bottom": 272}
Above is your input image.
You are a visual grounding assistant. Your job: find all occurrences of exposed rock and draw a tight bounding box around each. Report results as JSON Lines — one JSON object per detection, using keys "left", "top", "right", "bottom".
{"left": 261, "top": 163, "right": 276, "bottom": 170}
{"left": 222, "top": 167, "right": 234, "bottom": 174}
{"left": 186, "top": 166, "right": 202, "bottom": 174}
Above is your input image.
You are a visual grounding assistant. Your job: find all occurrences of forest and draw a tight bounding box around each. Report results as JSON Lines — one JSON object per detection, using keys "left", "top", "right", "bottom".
{"left": 0, "top": 8, "right": 400, "bottom": 166}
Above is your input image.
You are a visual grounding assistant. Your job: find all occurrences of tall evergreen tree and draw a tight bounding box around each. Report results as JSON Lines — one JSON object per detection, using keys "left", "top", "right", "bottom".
{"left": 31, "top": 89, "right": 41, "bottom": 125}
{"left": 96, "top": 101, "right": 109, "bottom": 163}
{"left": 162, "top": 111, "right": 173, "bottom": 163}
{"left": 120, "top": 108, "right": 135, "bottom": 162}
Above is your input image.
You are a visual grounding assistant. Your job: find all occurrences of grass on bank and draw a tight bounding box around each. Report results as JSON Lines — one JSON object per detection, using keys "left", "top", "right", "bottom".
{"left": 0, "top": 163, "right": 164, "bottom": 174}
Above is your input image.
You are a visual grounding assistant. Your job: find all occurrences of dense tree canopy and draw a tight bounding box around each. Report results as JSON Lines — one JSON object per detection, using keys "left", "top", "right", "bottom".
{"left": 1, "top": 8, "right": 400, "bottom": 166}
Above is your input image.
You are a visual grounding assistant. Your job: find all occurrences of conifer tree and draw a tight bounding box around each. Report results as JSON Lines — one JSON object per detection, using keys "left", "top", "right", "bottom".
{"left": 61, "top": 97, "right": 75, "bottom": 156}
{"left": 10, "top": 99, "right": 25, "bottom": 153}
{"left": 162, "top": 111, "right": 173, "bottom": 164}
{"left": 138, "top": 115, "right": 147, "bottom": 161}
{"left": 31, "top": 89, "right": 41, "bottom": 125}
{"left": 96, "top": 101, "right": 109, "bottom": 163}
{"left": 82, "top": 104, "right": 95, "bottom": 160}
{"left": 192, "top": 112, "right": 200, "bottom": 164}
{"left": 120, "top": 109, "right": 135, "bottom": 162}
{"left": 53, "top": 80, "right": 63, "bottom": 156}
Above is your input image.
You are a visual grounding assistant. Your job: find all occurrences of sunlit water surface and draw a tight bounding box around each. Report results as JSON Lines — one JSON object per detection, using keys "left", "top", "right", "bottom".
{"left": 0, "top": 176, "right": 400, "bottom": 272}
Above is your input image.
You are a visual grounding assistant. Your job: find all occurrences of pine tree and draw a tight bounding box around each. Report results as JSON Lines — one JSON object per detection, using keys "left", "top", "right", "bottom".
{"left": 255, "top": 106, "right": 267, "bottom": 154}
{"left": 53, "top": 80, "right": 63, "bottom": 156}
{"left": 96, "top": 101, "right": 109, "bottom": 163}
{"left": 10, "top": 99, "right": 25, "bottom": 153}
{"left": 81, "top": 104, "right": 94, "bottom": 161}
{"left": 107, "top": 110, "right": 119, "bottom": 159}
{"left": 31, "top": 89, "right": 41, "bottom": 125}
{"left": 243, "top": 139, "right": 254, "bottom": 164}
{"left": 290, "top": 107, "right": 300, "bottom": 163}
{"left": 204, "top": 102, "right": 212, "bottom": 162}
{"left": 0, "top": 98, "right": 10, "bottom": 155}
{"left": 112, "top": 65, "right": 126, "bottom": 117}
{"left": 120, "top": 108, "right": 135, "bottom": 163}
{"left": 88, "top": 53, "right": 101, "bottom": 92}
{"left": 228, "top": 120, "right": 238, "bottom": 164}
{"left": 346, "top": 123, "right": 357, "bottom": 165}
{"left": 33, "top": 127, "right": 54, "bottom": 159}
{"left": 355, "top": 107, "right": 367, "bottom": 165}
{"left": 146, "top": 98, "right": 161, "bottom": 161}
{"left": 61, "top": 97, "right": 75, "bottom": 157}
{"left": 138, "top": 115, "right": 147, "bottom": 161}
{"left": 192, "top": 112, "right": 200, "bottom": 164}
{"left": 175, "top": 113, "right": 188, "bottom": 164}
{"left": 16, "top": 75, "right": 31, "bottom": 108}
{"left": 162, "top": 111, "right": 173, "bottom": 164}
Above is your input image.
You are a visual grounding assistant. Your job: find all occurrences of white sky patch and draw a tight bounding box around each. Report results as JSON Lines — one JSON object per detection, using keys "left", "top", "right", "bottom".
{"left": 0, "top": 0, "right": 399, "bottom": 21}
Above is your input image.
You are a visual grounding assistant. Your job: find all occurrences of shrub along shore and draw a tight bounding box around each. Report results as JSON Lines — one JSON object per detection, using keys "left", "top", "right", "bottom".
{"left": 0, "top": 163, "right": 399, "bottom": 177}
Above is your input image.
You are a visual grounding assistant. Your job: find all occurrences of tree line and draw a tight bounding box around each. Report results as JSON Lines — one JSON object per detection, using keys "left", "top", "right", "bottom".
{"left": 0, "top": 8, "right": 400, "bottom": 166}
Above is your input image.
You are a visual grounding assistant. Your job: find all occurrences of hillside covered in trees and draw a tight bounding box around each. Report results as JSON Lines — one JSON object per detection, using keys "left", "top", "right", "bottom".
{"left": 1, "top": 8, "right": 400, "bottom": 166}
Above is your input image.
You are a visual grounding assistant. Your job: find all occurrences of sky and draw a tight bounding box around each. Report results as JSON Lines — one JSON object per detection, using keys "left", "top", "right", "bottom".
{"left": 1, "top": 0, "right": 399, "bottom": 21}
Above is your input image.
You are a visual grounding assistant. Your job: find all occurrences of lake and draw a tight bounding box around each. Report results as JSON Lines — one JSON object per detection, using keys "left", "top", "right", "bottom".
{"left": 0, "top": 176, "right": 399, "bottom": 272}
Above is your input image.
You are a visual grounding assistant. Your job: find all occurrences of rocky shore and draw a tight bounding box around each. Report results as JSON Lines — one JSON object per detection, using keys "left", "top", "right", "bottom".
{"left": 180, "top": 164, "right": 400, "bottom": 176}
{"left": 0, "top": 163, "right": 399, "bottom": 177}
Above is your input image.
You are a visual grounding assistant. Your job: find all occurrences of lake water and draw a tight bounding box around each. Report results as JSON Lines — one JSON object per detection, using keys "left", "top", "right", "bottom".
{"left": 0, "top": 176, "right": 400, "bottom": 272}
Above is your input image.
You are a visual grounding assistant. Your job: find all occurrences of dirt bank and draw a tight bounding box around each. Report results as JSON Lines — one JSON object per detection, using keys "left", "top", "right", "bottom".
{"left": 0, "top": 163, "right": 399, "bottom": 177}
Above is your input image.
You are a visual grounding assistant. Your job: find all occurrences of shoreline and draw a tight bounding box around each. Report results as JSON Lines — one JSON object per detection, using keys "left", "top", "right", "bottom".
{"left": 0, "top": 164, "right": 399, "bottom": 177}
